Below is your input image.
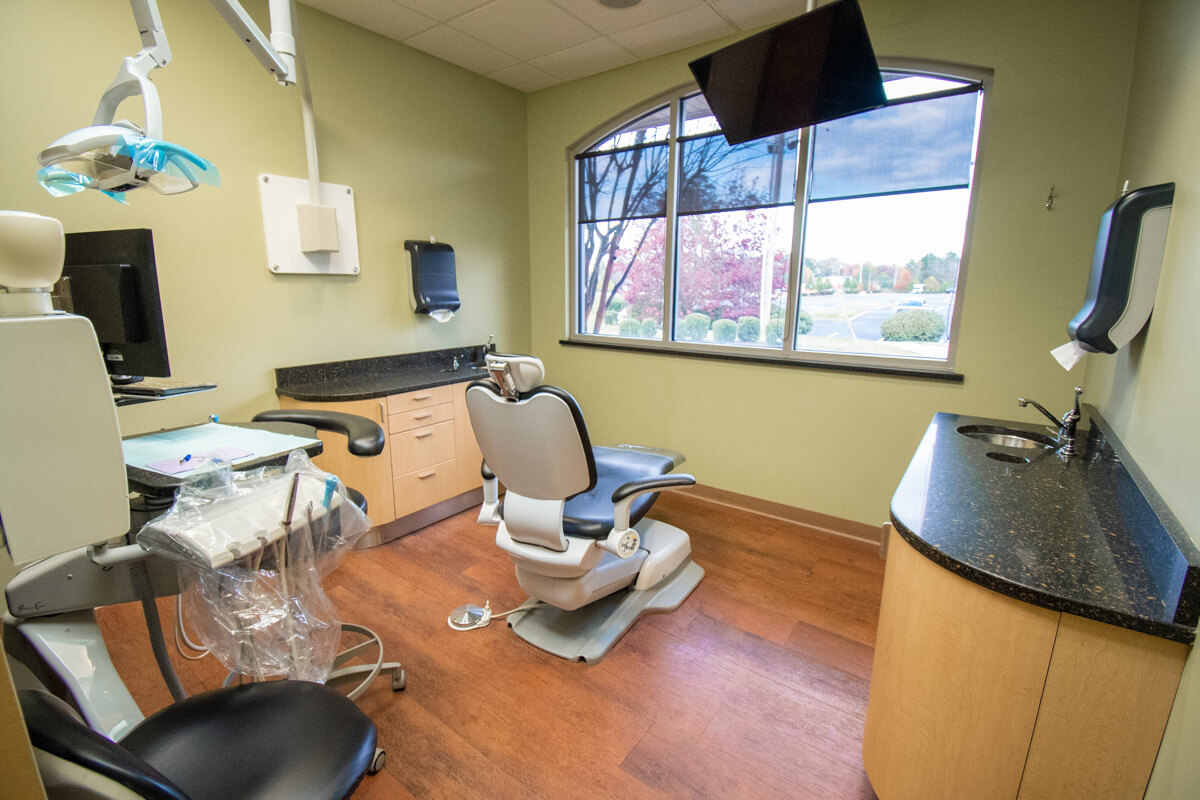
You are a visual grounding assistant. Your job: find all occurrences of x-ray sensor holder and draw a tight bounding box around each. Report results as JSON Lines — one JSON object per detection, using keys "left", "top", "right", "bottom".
{"left": 405, "top": 239, "right": 460, "bottom": 323}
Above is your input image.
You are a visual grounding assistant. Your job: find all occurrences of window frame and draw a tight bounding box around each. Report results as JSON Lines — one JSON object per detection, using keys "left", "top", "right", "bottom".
{"left": 565, "top": 58, "right": 991, "bottom": 378}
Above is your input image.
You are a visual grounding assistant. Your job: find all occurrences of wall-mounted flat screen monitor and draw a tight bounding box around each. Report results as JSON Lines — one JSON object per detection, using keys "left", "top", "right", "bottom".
{"left": 53, "top": 228, "right": 170, "bottom": 384}
{"left": 688, "top": 0, "right": 887, "bottom": 146}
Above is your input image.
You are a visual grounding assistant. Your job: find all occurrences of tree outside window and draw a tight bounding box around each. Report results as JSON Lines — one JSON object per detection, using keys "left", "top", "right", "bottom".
{"left": 571, "top": 65, "right": 986, "bottom": 371}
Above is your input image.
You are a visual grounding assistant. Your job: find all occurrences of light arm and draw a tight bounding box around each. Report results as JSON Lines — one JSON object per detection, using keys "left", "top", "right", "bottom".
{"left": 90, "top": 0, "right": 173, "bottom": 137}
{"left": 130, "top": 0, "right": 172, "bottom": 70}
{"left": 207, "top": 0, "right": 297, "bottom": 86}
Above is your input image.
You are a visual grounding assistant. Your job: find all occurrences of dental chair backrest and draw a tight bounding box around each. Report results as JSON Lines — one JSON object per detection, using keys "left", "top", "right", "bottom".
{"left": 469, "top": 355, "right": 597, "bottom": 502}
{"left": 467, "top": 356, "right": 603, "bottom": 552}
{"left": 0, "top": 211, "right": 130, "bottom": 566}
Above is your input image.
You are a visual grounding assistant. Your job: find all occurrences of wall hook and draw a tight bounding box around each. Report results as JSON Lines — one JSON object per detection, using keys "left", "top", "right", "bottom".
{"left": 1045, "top": 185, "right": 1056, "bottom": 210}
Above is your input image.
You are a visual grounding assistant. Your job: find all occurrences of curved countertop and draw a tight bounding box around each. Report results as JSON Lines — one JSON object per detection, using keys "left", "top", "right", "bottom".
{"left": 275, "top": 346, "right": 490, "bottom": 402}
{"left": 890, "top": 407, "right": 1199, "bottom": 643}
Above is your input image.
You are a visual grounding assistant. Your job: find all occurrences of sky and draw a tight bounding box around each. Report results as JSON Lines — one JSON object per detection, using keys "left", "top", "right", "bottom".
{"left": 801, "top": 189, "right": 972, "bottom": 266}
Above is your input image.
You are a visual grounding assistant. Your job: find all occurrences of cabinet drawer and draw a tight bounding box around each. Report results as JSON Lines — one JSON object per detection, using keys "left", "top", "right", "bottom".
{"left": 391, "top": 420, "right": 456, "bottom": 476}
{"left": 387, "top": 385, "right": 453, "bottom": 415}
{"left": 393, "top": 459, "right": 457, "bottom": 518}
{"left": 389, "top": 401, "right": 453, "bottom": 435}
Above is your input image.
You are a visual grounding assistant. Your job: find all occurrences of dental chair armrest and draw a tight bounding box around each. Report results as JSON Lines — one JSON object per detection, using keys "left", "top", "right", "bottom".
{"left": 251, "top": 409, "right": 385, "bottom": 457}
{"left": 611, "top": 474, "right": 695, "bottom": 531}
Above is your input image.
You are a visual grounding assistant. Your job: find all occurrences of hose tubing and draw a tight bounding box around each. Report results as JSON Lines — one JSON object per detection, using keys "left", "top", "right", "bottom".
{"left": 130, "top": 560, "right": 187, "bottom": 704}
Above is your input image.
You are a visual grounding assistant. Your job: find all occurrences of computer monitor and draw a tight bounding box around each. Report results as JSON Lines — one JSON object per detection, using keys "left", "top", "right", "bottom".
{"left": 53, "top": 228, "right": 170, "bottom": 384}
{"left": 688, "top": 0, "right": 886, "bottom": 146}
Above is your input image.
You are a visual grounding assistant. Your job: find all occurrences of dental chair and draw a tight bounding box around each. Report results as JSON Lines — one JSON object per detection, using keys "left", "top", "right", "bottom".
{"left": 0, "top": 210, "right": 382, "bottom": 799}
{"left": 6, "top": 411, "right": 393, "bottom": 800}
{"left": 464, "top": 354, "right": 704, "bottom": 664}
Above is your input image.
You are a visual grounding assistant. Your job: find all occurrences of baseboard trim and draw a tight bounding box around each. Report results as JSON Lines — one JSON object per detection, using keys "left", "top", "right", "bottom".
{"left": 678, "top": 484, "right": 883, "bottom": 546}
{"left": 357, "top": 488, "right": 484, "bottom": 549}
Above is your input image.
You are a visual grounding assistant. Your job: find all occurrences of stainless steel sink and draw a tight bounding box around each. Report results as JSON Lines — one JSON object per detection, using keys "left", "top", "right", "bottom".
{"left": 956, "top": 424, "right": 1056, "bottom": 450}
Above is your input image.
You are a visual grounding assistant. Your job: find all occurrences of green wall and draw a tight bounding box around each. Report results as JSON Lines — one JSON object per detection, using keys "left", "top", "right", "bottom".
{"left": 525, "top": 0, "right": 1139, "bottom": 527}
{"left": 1085, "top": 1, "right": 1200, "bottom": 796}
{"left": 0, "top": 0, "right": 531, "bottom": 438}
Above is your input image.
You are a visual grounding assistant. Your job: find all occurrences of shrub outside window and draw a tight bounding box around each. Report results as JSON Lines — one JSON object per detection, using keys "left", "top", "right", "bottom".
{"left": 568, "top": 61, "right": 987, "bottom": 374}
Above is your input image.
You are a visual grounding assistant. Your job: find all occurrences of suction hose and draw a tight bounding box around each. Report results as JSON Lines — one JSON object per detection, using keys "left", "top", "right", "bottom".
{"left": 130, "top": 559, "right": 187, "bottom": 704}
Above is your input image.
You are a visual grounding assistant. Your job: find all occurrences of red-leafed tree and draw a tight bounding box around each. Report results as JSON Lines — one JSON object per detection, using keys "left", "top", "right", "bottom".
{"left": 675, "top": 210, "right": 789, "bottom": 320}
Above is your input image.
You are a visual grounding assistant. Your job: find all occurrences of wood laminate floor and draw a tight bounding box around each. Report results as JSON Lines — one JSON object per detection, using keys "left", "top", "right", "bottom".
{"left": 98, "top": 492, "right": 885, "bottom": 799}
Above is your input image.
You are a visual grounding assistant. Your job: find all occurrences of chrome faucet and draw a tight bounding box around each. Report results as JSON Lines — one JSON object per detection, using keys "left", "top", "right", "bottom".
{"left": 1018, "top": 387, "right": 1083, "bottom": 456}
{"left": 451, "top": 355, "right": 460, "bottom": 370}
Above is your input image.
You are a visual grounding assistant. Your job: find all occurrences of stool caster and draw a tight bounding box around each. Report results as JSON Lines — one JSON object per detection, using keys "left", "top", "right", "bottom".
{"left": 369, "top": 747, "right": 387, "bottom": 774}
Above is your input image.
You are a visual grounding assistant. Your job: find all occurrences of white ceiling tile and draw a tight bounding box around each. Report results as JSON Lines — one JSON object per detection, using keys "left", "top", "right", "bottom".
{"left": 450, "top": 0, "right": 599, "bottom": 60}
{"left": 405, "top": 25, "right": 520, "bottom": 74}
{"left": 710, "top": 0, "right": 808, "bottom": 30}
{"left": 391, "top": 0, "right": 495, "bottom": 23}
{"left": 529, "top": 37, "right": 637, "bottom": 81}
{"left": 609, "top": 5, "right": 733, "bottom": 59}
{"left": 301, "top": 0, "right": 437, "bottom": 42}
{"left": 547, "top": 0, "right": 704, "bottom": 35}
{"left": 487, "top": 62, "right": 561, "bottom": 92}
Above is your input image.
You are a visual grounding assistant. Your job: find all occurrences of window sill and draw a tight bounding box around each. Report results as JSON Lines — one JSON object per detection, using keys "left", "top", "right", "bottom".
{"left": 559, "top": 338, "right": 965, "bottom": 382}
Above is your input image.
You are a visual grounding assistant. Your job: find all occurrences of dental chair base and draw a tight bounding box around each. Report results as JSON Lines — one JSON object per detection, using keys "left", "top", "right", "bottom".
{"left": 507, "top": 557, "right": 704, "bottom": 665}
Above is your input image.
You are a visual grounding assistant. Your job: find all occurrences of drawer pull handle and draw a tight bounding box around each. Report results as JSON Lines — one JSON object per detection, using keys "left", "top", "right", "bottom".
{"left": 418, "top": 471, "right": 436, "bottom": 479}
{"left": 414, "top": 413, "right": 433, "bottom": 420}
{"left": 415, "top": 431, "right": 434, "bottom": 439}
{"left": 413, "top": 394, "right": 432, "bottom": 401}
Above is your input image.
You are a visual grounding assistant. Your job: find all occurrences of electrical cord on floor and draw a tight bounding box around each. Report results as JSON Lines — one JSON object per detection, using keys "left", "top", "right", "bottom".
{"left": 447, "top": 599, "right": 544, "bottom": 631}
{"left": 173, "top": 596, "right": 210, "bottom": 661}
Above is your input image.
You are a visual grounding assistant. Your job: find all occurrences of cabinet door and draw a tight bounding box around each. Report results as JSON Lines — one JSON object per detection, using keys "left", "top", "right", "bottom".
{"left": 862, "top": 530, "right": 1059, "bottom": 800}
{"left": 279, "top": 395, "right": 396, "bottom": 525}
{"left": 1017, "top": 613, "right": 1187, "bottom": 800}
{"left": 452, "top": 380, "right": 484, "bottom": 495}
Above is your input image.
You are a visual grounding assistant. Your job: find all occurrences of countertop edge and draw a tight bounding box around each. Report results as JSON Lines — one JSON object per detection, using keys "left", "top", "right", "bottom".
{"left": 274, "top": 370, "right": 485, "bottom": 402}
{"left": 888, "top": 511, "right": 1196, "bottom": 644}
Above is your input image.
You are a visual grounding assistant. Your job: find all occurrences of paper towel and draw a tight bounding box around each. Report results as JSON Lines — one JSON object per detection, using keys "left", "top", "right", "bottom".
{"left": 1051, "top": 340, "right": 1087, "bottom": 371}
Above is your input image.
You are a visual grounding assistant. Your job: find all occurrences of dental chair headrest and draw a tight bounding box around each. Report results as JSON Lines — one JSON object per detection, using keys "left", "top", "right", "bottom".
{"left": 484, "top": 354, "right": 545, "bottom": 399}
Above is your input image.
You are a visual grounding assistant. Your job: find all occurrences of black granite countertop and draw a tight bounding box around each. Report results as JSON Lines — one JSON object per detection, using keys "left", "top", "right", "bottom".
{"left": 890, "top": 406, "right": 1200, "bottom": 643}
{"left": 275, "top": 345, "right": 492, "bottom": 402}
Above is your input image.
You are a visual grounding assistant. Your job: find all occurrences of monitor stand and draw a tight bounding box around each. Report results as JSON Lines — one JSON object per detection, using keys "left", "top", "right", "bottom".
{"left": 110, "top": 375, "right": 144, "bottom": 386}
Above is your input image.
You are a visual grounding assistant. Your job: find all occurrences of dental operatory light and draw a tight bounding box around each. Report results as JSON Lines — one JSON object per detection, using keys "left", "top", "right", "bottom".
{"left": 36, "top": 0, "right": 298, "bottom": 203}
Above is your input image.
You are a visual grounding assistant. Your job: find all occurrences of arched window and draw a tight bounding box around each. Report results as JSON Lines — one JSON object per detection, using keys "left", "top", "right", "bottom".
{"left": 568, "top": 62, "right": 987, "bottom": 375}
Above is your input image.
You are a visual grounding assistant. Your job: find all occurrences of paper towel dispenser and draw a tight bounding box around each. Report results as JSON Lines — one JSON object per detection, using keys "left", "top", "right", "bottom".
{"left": 405, "top": 239, "right": 460, "bottom": 323}
{"left": 1068, "top": 182, "right": 1174, "bottom": 353}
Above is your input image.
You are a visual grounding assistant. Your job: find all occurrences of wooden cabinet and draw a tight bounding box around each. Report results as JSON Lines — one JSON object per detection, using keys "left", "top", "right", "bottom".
{"left": 278, "top": 394, "right": 395, "bottom": 525}
{"left": 279, "top": 380, "right": 483, "bottom": 539}
{"left": 863, "top": 527, "right": 1189, "bottom": 800}
{"left": 452, "top": 379, "right": 484, "bottom": 496}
